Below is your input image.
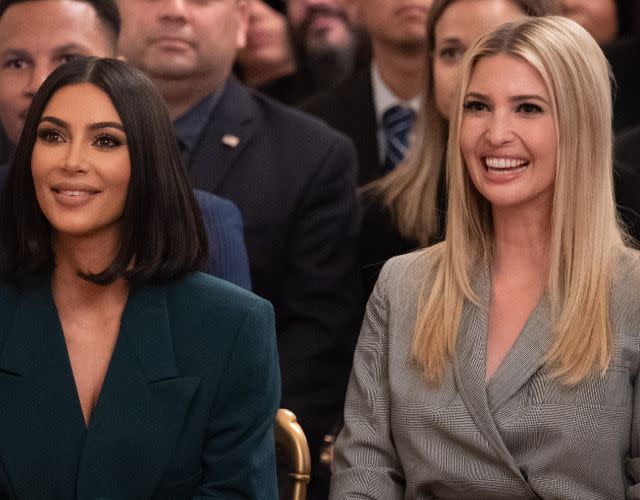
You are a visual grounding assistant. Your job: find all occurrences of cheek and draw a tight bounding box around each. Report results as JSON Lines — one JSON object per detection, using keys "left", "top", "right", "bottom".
{"left": 111, "top": 157, "right": 132, "bottom": 198}
{"left": 433, "top": 65, "right": 456, "bottom": 119}
{"left": 459, "top": 119, "right": 483, "bottom": 175}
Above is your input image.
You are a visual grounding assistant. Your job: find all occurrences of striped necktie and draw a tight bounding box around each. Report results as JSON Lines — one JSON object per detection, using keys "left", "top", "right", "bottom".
{"left": 382, "top": 105, "right": 416, "bottom": 171}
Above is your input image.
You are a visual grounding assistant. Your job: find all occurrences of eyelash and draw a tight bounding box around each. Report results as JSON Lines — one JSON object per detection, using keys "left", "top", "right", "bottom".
{"left": 37, "top": 127, "right": 64, "bottom": 143}
{"left": 462, "top": 101, "right": 544, "bottom": 114}
{"left": 36, "top": 128, "right": 124, "bottom": 149}
{"left": 438, "top": 47, "right": 464, "bottom": 63}
{"left": 93, "top": 134, "right": 123, "bottom": 149}
{"left": 463, "top": 101, "right": 486, "bottom": 112}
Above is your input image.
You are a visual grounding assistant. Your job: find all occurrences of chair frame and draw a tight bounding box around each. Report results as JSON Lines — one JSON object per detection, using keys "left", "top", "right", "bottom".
{"left": 275, "top": 409, "right": 311, "bottom": 500}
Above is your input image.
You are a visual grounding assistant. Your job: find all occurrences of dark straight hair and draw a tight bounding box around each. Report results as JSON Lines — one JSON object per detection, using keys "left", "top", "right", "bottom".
{"left": 0, "top": 0, "right": 120, "bottom": 40}
{"left": 0, "top": 57, "right": 208, "bottom": 285}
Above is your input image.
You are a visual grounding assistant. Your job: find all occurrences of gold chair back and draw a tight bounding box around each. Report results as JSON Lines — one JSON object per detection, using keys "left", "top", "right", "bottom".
{"left": 275, "top": 408, "right": 311, "bottom": 500}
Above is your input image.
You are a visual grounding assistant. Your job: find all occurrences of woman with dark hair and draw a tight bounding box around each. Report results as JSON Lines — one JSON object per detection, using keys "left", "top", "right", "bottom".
{"left": 0, "top": 57, "right": 280, "bottom": 499}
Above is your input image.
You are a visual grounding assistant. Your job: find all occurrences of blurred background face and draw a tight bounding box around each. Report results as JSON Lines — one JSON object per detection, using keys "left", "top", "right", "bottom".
{"left": 117, "top": 0, "right": 247, "bottom": 86}
{"left": 433, "top": 0, "right": 527, "bottom": 119}
{"left": 287, "top": 0, "right": 353, "bottom": 55}
{"left": 0, "top": 0, "right": 115, "bottom": 144}
{"left": 237, "top": 0, "right": 293, "bottom": 74}
{"left": 355, "top": 0, "right": 432, "bottom": 50}
{"left": 560, "top": 0, "right": 617, "bottom": 45}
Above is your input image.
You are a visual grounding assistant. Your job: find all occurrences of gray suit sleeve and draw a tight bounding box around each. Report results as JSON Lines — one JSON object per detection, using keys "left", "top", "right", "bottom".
{"left": 330, "top": 261, "right": 405, "bottom": 499}
{"left": 627, "top": 366, "right": 640, "bottom": 497}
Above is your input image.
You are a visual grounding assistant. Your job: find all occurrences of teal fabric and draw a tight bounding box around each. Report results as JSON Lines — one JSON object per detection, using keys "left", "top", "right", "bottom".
{"left": 0, "top": 272, "right": 280, "bottom": 499}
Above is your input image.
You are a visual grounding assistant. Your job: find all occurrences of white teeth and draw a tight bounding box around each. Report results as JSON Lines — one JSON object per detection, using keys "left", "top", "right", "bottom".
{"left": 60, "top": 190, "right": 88, "bottom": 196}
{"left": 485, "top": 157, "right": 528, "bottom": 169}
{"left": 490, "top": 165, "right": 528, "bottom": 176}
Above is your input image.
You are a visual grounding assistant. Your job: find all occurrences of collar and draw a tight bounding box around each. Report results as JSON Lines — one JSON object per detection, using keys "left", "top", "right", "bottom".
{"left": 173, "top": 81, "right": 225, "bottom": 153}
{"left": 370, "top": 62, "right": 421, "bottom": 126}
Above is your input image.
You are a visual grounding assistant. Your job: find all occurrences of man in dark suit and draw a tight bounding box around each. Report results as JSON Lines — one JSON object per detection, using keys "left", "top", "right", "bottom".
{"left": 116, "top": 1, "right": 360, "bottom": 497}
{"left": 0, "top": 0, "right": 251, "bottom": 288}
{"left": 302, "top": 0, "right": 432, "bottom": 186}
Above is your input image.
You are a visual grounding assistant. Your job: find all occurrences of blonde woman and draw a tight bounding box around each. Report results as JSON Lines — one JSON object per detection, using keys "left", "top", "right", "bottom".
{"left": 360, "top": 0, "right": 553, "bottom": 302}
{"left": 332, "top": 16, "right": 640, "bottom": 499}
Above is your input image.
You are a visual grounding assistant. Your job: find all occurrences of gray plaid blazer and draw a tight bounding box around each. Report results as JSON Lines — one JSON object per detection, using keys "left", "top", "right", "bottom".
{"left": 331, "top": 245, "right": 640, "bottom": 499}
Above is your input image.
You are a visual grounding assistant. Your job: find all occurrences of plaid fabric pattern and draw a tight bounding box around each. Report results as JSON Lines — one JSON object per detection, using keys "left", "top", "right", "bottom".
{"left": 331, "top": 246, "right": 640, "bottom": 499}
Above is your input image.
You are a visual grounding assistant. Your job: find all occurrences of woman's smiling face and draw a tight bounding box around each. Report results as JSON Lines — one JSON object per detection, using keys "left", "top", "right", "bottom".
{"left": 31, "top": 82, "right": 130, "bottom": 240}
{"left": 460, "top": 53, "right": 557, "bottom": 211}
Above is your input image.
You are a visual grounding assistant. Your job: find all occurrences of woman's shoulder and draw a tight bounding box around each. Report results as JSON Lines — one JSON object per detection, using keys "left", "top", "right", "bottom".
{"left": 376, "top": 244, "right": 444, "bottom": 301}
{"left": 614, "top": 246, "right": 640, "bottom": 286}
{"left": 611, "top": 246, "right": 640, "bottom": 332}
{"left": 159, "top": 273, "right": 275, "bottom": 363}
{"left": 163, "top": 272, "right": 273, "bottom": 325}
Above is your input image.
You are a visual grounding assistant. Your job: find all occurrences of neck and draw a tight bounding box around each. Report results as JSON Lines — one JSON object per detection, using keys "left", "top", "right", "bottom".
{"left": 491, "top": 202, "right": 552, "bottom": 281}
{"left": 51, "top": 231, "right": 129, "bottom": 313}
{"left": 153, "top": 74, "right": 224, "bottom": 121}
{"left": 372, "top": 39, "right": 425, "bottom": 100}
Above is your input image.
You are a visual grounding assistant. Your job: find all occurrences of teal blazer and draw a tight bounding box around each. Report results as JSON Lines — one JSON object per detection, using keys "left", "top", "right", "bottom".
{"left": 0, "top": 272, "right": 280, "bottom": 499}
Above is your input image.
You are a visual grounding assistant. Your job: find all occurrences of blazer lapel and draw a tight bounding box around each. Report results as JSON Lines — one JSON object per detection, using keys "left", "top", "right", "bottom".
{"left": 0, "top": 279, "right": 87, "bottom": 499}
{"left": 76, "top": 283, "right": 200, "bottom": 499}
{"left": 452, "top": 265, "right": 537, "bottom": 491}
{"left": 486, "top": 297, "right": 552, "bottom": 411}
{"left": 189, "top": 77, "right": 258, "bottom": 193}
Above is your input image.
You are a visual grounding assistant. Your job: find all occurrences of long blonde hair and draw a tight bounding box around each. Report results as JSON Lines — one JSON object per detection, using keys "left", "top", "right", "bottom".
{"left": 411, "top": 16, "right": 624, "bottom": 385}
{"left": 366, "top": 0, "right": 555, "bottom": 246}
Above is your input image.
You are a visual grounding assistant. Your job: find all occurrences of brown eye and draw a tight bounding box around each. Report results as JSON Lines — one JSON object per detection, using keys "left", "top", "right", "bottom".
{"left": 36, "top": 128, "right": 64, "bottom": 143}
{"left": 93, "top": 134, "right": 122, "bottom": 149}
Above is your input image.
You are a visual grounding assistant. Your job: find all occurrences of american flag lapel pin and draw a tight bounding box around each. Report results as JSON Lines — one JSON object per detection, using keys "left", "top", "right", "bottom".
{"left": 221, "top": 134, "right": 240, "bottom": 148}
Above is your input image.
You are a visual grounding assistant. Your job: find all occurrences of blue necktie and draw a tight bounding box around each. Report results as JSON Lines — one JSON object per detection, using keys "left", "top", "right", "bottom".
{"left": 382, "top": 105, "right": 416, "bottom": 171}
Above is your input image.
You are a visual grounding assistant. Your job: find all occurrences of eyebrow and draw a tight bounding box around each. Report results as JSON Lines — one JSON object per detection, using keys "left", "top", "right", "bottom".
{"left": 464, "top": 91, "right": 549, "bottom": 105}
{"left": 39, "top": 116, "right": 125, "bottom": 132}
{"left": 0, "top": 48, "right": 31, "bottom": 59}
{"left": 439, "top": 37, "right": 463, "bottom": 45}
{"left": 1, "top": 43, "right": 89, "bottom": 59}
{"left": 51, "top": 43, "right": 93, "bottom": 56}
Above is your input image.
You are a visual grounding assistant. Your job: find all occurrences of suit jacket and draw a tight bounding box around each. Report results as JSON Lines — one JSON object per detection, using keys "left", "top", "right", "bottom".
{"left": 193, "top": 189, "right": 251, "bottom": 288}
{"left": 331, "top": 246, "right": 640, "bottom": 499}
{"left": 605, "top": 37, "right": 640, "bottom": 132}
{"left": 613, "top": 155, "right": 640, "bottom": 244}
{"left": 301, "top": 67, "right": 381, "bottom": 186}
{"left": 0, "top": 272, "right": 280, "bottom": 499}
{"left": 0, "top": 163, "right": 251, "bottom": 289}
{"left": 186, "top": 77, "right": 361, "bottom": 463}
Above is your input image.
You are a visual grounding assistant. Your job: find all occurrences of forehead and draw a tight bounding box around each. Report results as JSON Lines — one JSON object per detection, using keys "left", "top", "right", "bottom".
{"left": 43, "top": 83, "right": 122, "bottom": 123}
{"left": 0, "top": 0, "right": 114, "bottom": 53}
{"left": 436, "top": 0, "right": 526, "bottom": 43}
{"left": 468, "top": 53, "right": 549, "bottom": 97}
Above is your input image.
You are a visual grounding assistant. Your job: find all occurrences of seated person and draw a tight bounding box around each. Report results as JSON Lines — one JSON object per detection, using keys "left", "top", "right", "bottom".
{"left": 0, "top": 0, "right": 250, "bottom": 287}
{"left": 331, "top": 16, "right": 640, "bottom": 498}
{"left": 0, "top": 57, "right": 279, "bottom": 498}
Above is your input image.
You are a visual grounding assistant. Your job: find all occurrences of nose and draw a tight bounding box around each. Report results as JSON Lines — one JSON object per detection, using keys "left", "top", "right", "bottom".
{"left": 62, "top": 140, "right": 89, "bottom": 174}
{"left": 484, "top": 109, "right": 515, "bottom": 147}
{"left": 158, "top": 0, "right": 188, "bottom": 23}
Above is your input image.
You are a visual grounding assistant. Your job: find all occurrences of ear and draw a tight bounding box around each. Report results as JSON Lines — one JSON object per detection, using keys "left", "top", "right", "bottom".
{"left": 236, "top": 0, "right": 249, "bottom": 50}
